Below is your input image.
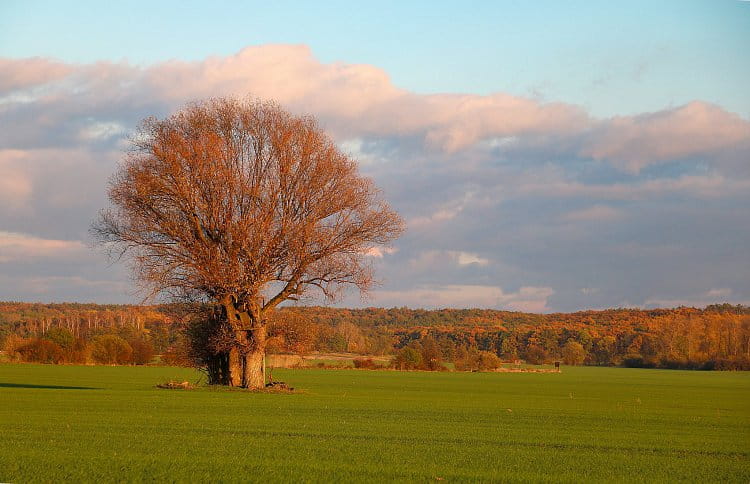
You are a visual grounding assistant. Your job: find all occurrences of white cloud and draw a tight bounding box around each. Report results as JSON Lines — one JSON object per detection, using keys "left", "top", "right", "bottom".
{"left": 79, "top": 121, "right": 126, "bottom": 141}
{"left": 406, "top": 250, "right": 490, "bottom": 270}
{"left": 456, "top": 252, "right": 489, "bottom": 266}
{"left": 365, "top": 246, "right": 398, "bottom": 258}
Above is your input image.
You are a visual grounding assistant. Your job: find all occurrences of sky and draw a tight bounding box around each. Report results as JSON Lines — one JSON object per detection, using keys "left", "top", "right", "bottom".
{"left": 1, "top": 0, "right": 749, "bottom": 312}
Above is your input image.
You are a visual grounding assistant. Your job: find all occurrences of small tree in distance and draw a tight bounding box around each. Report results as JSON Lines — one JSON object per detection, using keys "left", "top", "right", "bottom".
{"left": 93, "top": 97, "right": 404, "bottom": 388}
{"left": 562, "top": 341, "right": 587, "bottom": 366}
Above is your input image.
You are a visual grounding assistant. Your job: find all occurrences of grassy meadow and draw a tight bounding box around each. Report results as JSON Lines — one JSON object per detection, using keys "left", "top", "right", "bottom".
{"left": 0, "top": 364, "right": 748, "bottom": 482}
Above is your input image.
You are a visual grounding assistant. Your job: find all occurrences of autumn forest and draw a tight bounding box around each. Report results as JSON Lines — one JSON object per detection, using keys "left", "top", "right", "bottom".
{"left": 2, "top": 302, "right": 748, "bottom": 371}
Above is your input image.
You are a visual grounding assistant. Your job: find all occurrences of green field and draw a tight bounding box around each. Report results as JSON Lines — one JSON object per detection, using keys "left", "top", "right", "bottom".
{"left": 0, "top": 364, "right": 748, "bottom": 482}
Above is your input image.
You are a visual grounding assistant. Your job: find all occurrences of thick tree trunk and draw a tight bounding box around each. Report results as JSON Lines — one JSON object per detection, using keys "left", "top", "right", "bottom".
{"left": 226, "top": 328, "right": 266, "bottom": 389}
{"left": 243, "top": 325, "right": 266, "bottom": 389}
{"left": 221, "top": 297, "right": 267, "bottom": 389}
{"left": 228, "top": 331, "right": 247, "bottom": 387}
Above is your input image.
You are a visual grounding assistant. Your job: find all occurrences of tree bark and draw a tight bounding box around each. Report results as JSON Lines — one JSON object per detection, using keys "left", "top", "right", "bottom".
{"left": 221, "top": 297, "right": 267, "bottom": 389}
{"left": 228, "top": 331, "right": 247, "bottom": 387}
{"left": 243, "top": 325, "right": 266, "bottom": 389}
{"left": 226, "top": 328, "right": 266, "bottom": 389}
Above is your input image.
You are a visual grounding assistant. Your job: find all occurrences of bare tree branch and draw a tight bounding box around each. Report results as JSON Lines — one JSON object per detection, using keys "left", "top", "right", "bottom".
{"left": 92, "top": 96, "right": 404, "bottom": 388}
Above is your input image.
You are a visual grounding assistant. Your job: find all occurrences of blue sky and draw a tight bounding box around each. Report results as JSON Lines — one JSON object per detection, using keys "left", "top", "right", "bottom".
{"left": 2, "top": 0, "right": 749, "bottom": 117}
{"left": 0, "top": 1, "right": 749, "bottom": 311}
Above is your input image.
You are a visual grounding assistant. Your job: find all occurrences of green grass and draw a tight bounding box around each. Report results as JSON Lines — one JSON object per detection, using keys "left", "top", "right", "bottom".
{"left": 0, "top": 364, "right": 748, "bottom": 482}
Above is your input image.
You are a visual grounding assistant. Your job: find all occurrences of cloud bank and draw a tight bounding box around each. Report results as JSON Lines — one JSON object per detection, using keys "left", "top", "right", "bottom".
{"left": 1, "top": 45, "right": 748, "bottom": 310}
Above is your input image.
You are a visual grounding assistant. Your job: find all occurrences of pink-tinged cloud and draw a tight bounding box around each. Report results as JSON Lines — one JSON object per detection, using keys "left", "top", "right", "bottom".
{"left": 138, "top": 45, "right": 589, "bottom": 147}
{"left": 0, "top": 231, "right": 86, "bottom": 262}
{"left": 0, "top": 148, "right": 117, "bottom": 215}
{"left": 581, "top": 102, "right": 750, "bottom": 173}
{"left": 0, "top": 57, "right": 72, "bottom": 93}
{"left": 0, "top": 150, "right": 33, "bottom": 209}
{"left": 365, "top": 246, "right": 398, "bottom": 258}
{"left": 420, "top": 95, "right": 588, "bottom": 152}
{"left": 175, "top": 45, "right": 396, "bottom": 112}
{"left": 2, "top": 46, "right": 749, "bottom": 172}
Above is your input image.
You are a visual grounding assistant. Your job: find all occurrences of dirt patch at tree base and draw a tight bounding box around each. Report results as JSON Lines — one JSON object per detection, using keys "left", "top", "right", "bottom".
{"left": 156, "top": 380, "right": 196, "bottom": 389}
{"left": 488, "top": 368, "right": 561, "bottom": 373}
{"left": 264, "top": 381, "right": 294, "bottom": 392}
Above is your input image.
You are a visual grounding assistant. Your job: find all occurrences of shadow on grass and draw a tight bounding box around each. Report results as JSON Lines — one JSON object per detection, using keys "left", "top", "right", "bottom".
{"left": 0, "top": 382, "right": 101, "bottom": 390}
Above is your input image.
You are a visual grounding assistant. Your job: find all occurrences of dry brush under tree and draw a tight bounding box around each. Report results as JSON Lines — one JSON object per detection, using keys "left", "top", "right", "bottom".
{"left": 93, "top": 97, "right": 403, "bottom": 388}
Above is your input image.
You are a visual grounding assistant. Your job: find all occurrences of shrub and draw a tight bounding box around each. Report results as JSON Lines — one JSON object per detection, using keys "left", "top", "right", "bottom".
{"left": 476, "top": 351, "right": 501, "bottom": 370}
{"left": 393, "top": 347, "right": 422, "bottom": 370}
{"left": 161, "top": 343, "right": 193, "bottom": 367}
{"left": 353, "top": 358, "right": 377, "bottom": 369}
{"left": 129, "top": 339, "right": 155, "bottom": 365}
{"left": 622, "top": 354, "right": 656, "bottom": 368}
{"left": 562, "top": 341, "right": 587, "bottom": 365}
{"left": 453, "top": 348, "right": 501, "bottom": 371}
{"left": 64, "top": 338, "right": 91, "bottom": 364}
{"left": 524, "top": 345, "right": 549, "bottom": 365}
{"left": 3, "top": 335, "right": 30, "bottom": 362}
{"left": 268, "top": 311, "right": 318, "bottom": 353}
{"left": 91, "top": 335, "right": 133, "bottom": 364}
{"left": 453, "top": 345, "right": 473, "bottom": 371}
{"left": 707, "top": 357, "right": 750, "bottom": 371}
{"left": 17, "top": 339, "right": 64, "bottom": 364}
{"left": 661, "top": 358, "right": 690, "bottom": 370}
{"left": 420, "top": 336, "right": 444, "bottom": 371}
{"left": 43, "top": 327, "right": 75, "bottom": 350}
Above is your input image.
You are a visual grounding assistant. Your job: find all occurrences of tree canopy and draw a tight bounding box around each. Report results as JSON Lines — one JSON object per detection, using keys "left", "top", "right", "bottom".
{"left": 93, "top": 97, "right": 404, "bottom": 387}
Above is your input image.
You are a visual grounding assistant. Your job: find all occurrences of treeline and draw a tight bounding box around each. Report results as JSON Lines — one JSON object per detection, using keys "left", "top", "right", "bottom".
{"left": 270, "top": 304, "right": 750, "bottom": 370}
{"left": 1, "top": 302, "right": 749, "bottom": 370}
{"left": 0, "top": 302, "right": 182, "bottom": 366}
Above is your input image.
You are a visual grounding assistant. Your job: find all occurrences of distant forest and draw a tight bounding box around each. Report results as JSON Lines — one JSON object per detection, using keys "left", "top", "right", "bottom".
{"left": 1, "top": 302, "right": 749, "bottom": 370}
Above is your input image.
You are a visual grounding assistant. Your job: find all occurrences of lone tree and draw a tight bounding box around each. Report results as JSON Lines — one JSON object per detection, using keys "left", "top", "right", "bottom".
{"left": 93, "top": 98, "right": 404, "bottom": 388}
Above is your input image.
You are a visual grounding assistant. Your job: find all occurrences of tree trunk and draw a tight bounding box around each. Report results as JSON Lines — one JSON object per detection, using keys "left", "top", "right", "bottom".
{"left": 228, "top": 331, "right": 247, "bottom": 387}
{"left": 243, "top": 325, "right": 266, "bottom": 389}
{"left": 226, "top": 328, "right": 266, "bottom": 389}
{"left": 221, "top": 297, "right": 267, "bottom": 389}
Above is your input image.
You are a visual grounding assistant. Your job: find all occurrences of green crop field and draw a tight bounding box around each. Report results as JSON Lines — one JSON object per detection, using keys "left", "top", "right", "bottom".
{"left": 0, "top": 364, "right": 748, "bottom": 482}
